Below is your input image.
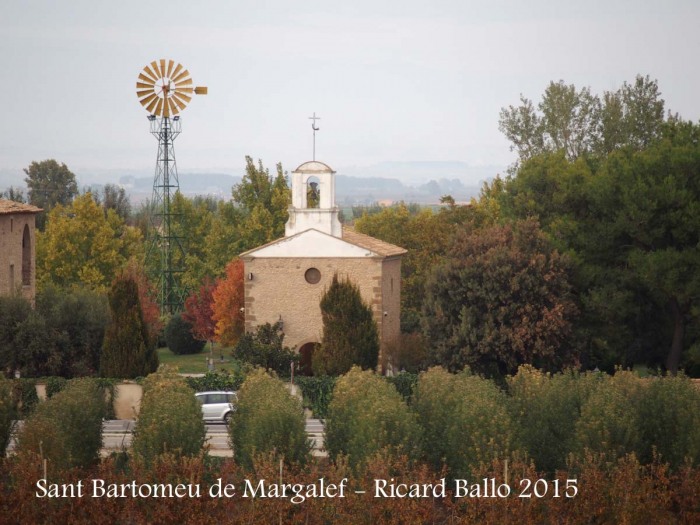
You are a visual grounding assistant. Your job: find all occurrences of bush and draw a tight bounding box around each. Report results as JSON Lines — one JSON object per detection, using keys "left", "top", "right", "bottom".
{"left": 0, "top": 376, "right": 16, "bottom": 457}
{"left": 230, "top": 369, "right": 310, "bottom": 469}
{"left": 185, "top": 364, "right": 251, "bottom": 393}
{"left": 232, "top": 321, "right": 297, "bottom": 374}
{"left": 295, "top": 376, "right": 336, "bottom": 418}
{"left": 16, "top": 378, "right": 105, "bottom": 470}
{"left": 507, "top": 365, "right": 599, "bottom": 473}
{"left": 575, "top": 369, "right": 644, "bottom": 462}
{"left": 325, "top": 367, "right": 421, "bottom": 469}
{"left": 165, "top": 313, "right": 205, "bottom": 356}
{"left": 45, "top": 376, "right": 68, "bottom": 398}
{"left": 0, "top": 295, "right": 32, "bottom": 375}
{"left": 413, "top": 367, "right": 517, "bottom": 479}
{"left": 131, "top": 367, "right": 206, "bottom": 462}
{"left": 12, "top": 378, "right": 39, "bottom": 418}
{"left": 385, "top": 372, "right": 418, "bottom": 402}
{"left": 636, "top": 375, "right": 700, "bottom": 468}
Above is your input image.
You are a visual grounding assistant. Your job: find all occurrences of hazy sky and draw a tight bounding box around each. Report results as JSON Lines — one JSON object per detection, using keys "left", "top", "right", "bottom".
{"left": 1, "top": 0, "right": 698, "bottom": 182}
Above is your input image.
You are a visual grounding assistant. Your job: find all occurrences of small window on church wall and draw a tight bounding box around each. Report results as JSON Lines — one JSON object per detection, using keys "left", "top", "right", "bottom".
{"left": 305, "top": 268, "right": 321, "bottom": 284}
{"left": 306, "top": 177, "right": 320, "bottom": 209}
{"left": 22, "top": 224, "right": 30, "bottom": 286}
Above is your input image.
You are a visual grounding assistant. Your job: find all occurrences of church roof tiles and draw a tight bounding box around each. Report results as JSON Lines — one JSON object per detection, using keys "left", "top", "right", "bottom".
{"left": 0, "top": 199, "right": 42, "bottom": 215}
{"left": 341, "top": 226, "right": 407, "bottom": 257}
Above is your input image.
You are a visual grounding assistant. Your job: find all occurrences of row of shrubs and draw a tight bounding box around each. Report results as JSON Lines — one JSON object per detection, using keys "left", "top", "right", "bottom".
{"left": 323, "top": 366, "right": 700, "bottom": 476}
{"left": 5, "top": 365, "right": 699, "bottom": 480}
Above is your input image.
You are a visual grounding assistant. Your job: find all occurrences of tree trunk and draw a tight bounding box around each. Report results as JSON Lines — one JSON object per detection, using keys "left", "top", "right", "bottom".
{"left": 665, "top": 297, "right": 684, "bottom": 375}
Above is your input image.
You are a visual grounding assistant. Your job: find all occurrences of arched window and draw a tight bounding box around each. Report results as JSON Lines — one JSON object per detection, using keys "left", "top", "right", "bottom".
{"left": 306, "top": 176, "right": 320, "bottom": 209}
{"left": 22, "top": 224, "right": 30, "bottom": 286}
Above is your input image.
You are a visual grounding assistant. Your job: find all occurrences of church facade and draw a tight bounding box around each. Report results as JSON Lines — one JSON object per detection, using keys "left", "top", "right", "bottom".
{"left": 240, "top": 161, "right": 406, "bottom": 372}
{"left": 0, "top": 199, "right": 42, "bottom": 304}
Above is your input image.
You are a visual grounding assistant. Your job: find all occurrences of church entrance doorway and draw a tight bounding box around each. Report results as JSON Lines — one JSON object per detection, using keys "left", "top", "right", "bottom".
{"left": 298, "top": 342, "right": 316, "bottom": 376}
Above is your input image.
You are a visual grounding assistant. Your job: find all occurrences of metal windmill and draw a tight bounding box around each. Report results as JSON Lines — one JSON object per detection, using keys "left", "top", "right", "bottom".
{"left": 136, "top": 59, "right": 207, "bottom": 313}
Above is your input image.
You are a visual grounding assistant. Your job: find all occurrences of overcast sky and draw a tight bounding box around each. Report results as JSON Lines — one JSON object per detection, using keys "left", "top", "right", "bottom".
{"left": 1, "top": 0, "right": 698, "bottom": 183}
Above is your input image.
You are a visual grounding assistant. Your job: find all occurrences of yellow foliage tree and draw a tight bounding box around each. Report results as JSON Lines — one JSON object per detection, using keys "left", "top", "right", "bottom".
{"left": 37, "top": 193, "right": 143, "bottom": 292}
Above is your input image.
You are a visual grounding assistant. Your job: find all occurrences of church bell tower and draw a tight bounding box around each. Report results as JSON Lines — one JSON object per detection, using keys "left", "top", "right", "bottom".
{"left": 285, "top": 160, "right": 342, "bottom": 238}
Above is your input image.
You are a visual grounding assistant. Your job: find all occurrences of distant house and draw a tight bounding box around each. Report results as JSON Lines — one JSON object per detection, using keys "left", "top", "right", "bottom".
{"left": 240, "top": 160, "right": 406, "bottom": 374}
{"left": 0, "top": 199, "right": 42, "bottom": 304}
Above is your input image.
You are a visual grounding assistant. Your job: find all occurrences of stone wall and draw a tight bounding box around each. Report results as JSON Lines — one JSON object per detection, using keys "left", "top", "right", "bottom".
{"left": 244, "top": 256, "right": 400, "bottom": 352}
{"left": 0, "top": 213, "right": 37, "bottom": 303}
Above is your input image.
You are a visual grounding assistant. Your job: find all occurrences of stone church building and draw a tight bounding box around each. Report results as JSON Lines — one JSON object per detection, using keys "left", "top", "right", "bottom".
{"left": 240, "top": 160, "right": 406, "bottom": 373}
{"left": 0, "top": 199, "right": 42, "bottom": 304}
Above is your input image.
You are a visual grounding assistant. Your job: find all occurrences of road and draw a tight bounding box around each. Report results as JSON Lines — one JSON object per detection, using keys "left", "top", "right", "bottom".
{"left": 9, "top": 419, "right": 326, "bottom": 458}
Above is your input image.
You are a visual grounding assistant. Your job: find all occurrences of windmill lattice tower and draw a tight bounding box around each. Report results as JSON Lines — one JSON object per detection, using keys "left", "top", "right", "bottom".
{"left": 136, "top": 59, "right": 207, "bottom": 313}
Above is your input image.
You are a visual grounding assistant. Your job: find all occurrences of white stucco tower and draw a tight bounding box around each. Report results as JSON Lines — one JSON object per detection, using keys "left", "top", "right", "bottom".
{"left": 285, "top": 161, "right": 342, "bottom": 238}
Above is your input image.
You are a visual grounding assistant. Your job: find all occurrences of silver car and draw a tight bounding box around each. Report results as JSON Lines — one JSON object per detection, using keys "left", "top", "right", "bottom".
{"left": 195, "top": 391, "right": 238, "bottom": 424}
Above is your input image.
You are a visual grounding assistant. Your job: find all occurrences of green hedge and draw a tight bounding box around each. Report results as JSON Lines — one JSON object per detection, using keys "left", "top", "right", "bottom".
{"left": 185, "top": 365, "right": 250, "bottom": 393}
{"left": 413, "top": 367, "right": 517, "bottom": 479}
{"left": 230, "top": 369, "right": 310, "bottom": 469}
{"left": 16, "top": 378, "right": 105, "bottom": 470}
{"left": 132, "top": 367, "right": 206, "bottom": 462}
{"left": 295, "top": 376, "right": 336, "bottom": 418}
{"left": 325, "top": 367, "right": 421, "bottom": 469}
{"left": 0, "top": 376, "right": 16, "bottom": 457}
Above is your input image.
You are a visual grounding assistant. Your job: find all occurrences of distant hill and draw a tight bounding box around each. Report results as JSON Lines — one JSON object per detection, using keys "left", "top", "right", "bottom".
{"left": 1, "top": 161, "right": 505, "bottom": 205}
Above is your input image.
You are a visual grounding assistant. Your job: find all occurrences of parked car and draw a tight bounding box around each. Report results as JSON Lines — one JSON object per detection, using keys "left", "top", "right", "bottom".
{"left": 195, "top": 391, "right": 238, "bottom": 424}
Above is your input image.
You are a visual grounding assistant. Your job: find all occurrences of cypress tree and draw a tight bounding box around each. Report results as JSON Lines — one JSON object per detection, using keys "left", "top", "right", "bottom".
{"left": 313, "top": 274, "right": 379, "bottom": 375}
{"left": 100, "top": 276, "right": 158, "bottom": 378}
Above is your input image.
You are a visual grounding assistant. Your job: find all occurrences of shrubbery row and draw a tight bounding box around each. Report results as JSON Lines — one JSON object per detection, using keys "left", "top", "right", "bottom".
{"left": 324, "top": 366, "right": 700, "bottom": 476}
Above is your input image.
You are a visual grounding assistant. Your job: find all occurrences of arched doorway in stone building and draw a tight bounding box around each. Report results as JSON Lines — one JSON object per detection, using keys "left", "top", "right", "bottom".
{"left": 297, "top": 342, "right": 317, "bottom": 376}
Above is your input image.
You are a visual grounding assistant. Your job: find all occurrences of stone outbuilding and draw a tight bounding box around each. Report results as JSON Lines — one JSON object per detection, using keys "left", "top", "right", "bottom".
{"left": 240, "top": 160, "right": 406, "bottom": 373}
{"left": 0, "top": 199, "right": 42, "bottom": 304}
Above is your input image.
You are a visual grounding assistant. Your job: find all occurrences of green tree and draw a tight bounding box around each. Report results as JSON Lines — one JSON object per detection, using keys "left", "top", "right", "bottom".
{"left": 164, "top": 313, "right": 205, "bottom": 355}
{"left": 507, "top": 365, "right": 599, "bottom": 473}
{"left": 0, "top": 376, "right": 16, "bottom": 457}
{"left": 37, "top": 193, "right": 143, "bottom": 292}
{"left": 499, "top": 121, "right": 700, "bottom": 372}
{"left": 232, "top": 156, "right": 290, "bottom": 252}
{"left": 100, "top": 275, "right": 158, "bottom": 378}
{"left": 596, "top": 129, "right": 700, "bottom": 373}
{"left": 1, "top": 186, "right": 26, "bottom": 203}
{"left": 24, "top": 159, "right": 78, "bottom": 229}
{"left": 0, "top": 295, "right": 32, "bottom": 375}
{"left": 354, "top": 203, "right": 461, "bottom": 332}
{"left": 17, "top": 378, "right": 105, "bottom": 471}
{"left": 422, "top": 219, "right": 578, "bottom": 377}
{"left": 132, "top": 367, "right": 206, "bottom": 462}
{"left": 95, "top": 183, "right": 131, "bottom": 222}
{"left": 230, "top": 369, "right": 310, "bottom": 468}
{"left": 325, "top": 366, "right": 421, "bottom": 469}
{"left": 413, "top": 367, "right": 517, "bottom": 479}
{"left": 499, "top": 75, "right": 667, "bottom": 164}
{"left": 313, "top": 275, "right": 379, "bottom": 376}
{"left": 233, "top": 321, "right": 297, "bottom": 374}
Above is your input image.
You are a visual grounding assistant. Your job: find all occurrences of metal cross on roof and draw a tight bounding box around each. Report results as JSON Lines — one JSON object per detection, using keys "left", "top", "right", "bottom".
{"left": 309, "top": 112, "right": 321, "bottom": 160}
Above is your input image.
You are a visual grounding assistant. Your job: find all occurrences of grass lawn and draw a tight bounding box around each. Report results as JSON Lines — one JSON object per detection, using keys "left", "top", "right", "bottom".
{"left": 157, "top": 344, "right": 234, "bottom": 374}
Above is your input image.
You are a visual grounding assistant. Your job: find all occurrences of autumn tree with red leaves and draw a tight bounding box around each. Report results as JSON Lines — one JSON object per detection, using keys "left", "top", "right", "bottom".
{"left": 212, "top": 259, "right": 245, "bottom": 347}
{"left": 183, "top": 278, "right": 217, "bottom": 355}
{"left": 422, "top": 218, "right": 578, "bottom": 378}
